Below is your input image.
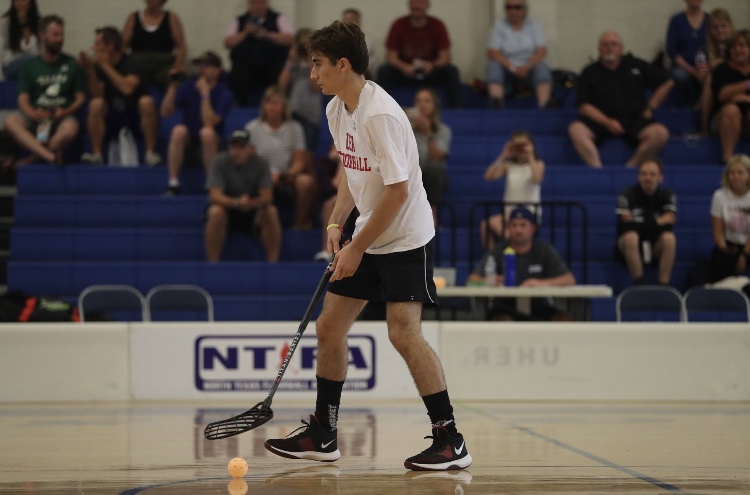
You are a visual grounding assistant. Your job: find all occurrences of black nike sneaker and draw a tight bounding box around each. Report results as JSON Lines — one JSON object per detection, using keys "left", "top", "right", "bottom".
{"left": 264, "top": 415, "right": 340, "bottom": 462}
{"left": 404, "top": 424, "right": 472, "bottom": 471}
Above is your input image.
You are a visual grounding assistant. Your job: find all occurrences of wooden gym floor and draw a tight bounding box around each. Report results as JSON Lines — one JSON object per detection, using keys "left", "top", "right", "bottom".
{"left": 0, "top": 400, "right": 747, "bottom": 494}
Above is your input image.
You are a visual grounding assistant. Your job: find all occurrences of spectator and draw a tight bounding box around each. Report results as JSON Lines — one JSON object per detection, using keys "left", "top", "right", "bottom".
{"left": 480, "top": 129, "right": 543, "bottom": 249}
{"left": 407, "top": 87, "right": 451, "bottom": 226}
{"left": 121, "top": 0, "right": 187, "bottom": 91}
{"left": 614, "top": 157, "right": 677, "bottom": 286}
{"left": 205, "top": 128, "right": 281, "bottom": 263}
{"left": 0, "top": 0, "right": 39, "bottom": 81}
{"left": 568, "top": 31, "right": 674, "bottom": 168}
{"left": 3, "top": 15, "right": 85, "bottom": 166}
{"left": 710, "top": 30, "right": 750, "bottom": 164}
{"left": 245, "top": 85, "right": 316, "bottom": 228}
{"left": 710, "top": 154, "right": 750, "bottom": 280}
{"left": 485, "top": 0, "right": 552, "bottom": 109}
{"left": 224, "top": 0, "right": 294, "bottom": 107}
{"left": 666, "top": 0, "right": 708, "bottom": 107}
{"left": 467, "top": 206, "right": 575, "bottom": 321}
{"left": 161, "top": 51, "right": 234, "bottom": 196}
{"left": 699, "top": 8, "right": 733, "bottom": 135}
{"left": 78, "top": 26, "right": 160, "bottom": 166}
{"left": 278, "top": 27, "right": 320, "bottom": 170}
{"left": 377, "top": 0, "right": 461, "bottom": 108}
{"left": 313, "top": 142, "right": 344, "bottom": 262}
{"left": 341, "top": 8, "right": 374, "bottom": 77}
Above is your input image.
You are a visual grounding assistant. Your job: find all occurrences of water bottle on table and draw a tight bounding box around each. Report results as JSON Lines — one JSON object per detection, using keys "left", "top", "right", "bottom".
{"left": 484, "top": 254, "right": 497, "bottom": 287}
{"left": 503, "top": 247, "right": 516, "bottom": 287}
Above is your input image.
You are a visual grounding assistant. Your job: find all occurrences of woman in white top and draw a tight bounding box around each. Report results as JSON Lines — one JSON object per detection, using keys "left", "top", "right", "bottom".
{"left": 0, "top": 0, "right": 39, "bottom": 81}
{"left": 245, "top": 85, "right": 317, "bottom": 228}
{"left": 710, "top": 153, "right": 750, "bottom": 279}
{"left": 408, "top": 87, "right": 451, "bottom": 226}
{"left": 481, "top": 130, "right": 544, "bottom": 248}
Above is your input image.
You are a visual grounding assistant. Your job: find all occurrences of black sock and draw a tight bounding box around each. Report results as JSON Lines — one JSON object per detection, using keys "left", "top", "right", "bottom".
{"left": 315, "top": 376, "right": 344, "bottom": 432}
{"left": 422, "top": 389, "right": 457, "bottom": 434}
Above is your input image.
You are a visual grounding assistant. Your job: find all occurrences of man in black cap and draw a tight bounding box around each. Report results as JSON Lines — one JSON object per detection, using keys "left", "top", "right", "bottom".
{"left": 161, "top": 50, "right": 234, "bottom": 195}
{"left": 204, "top": 128, "right": 282, "bottom": 262}
{"left": 468, "top": 206, "right": 576, "bottom": 321}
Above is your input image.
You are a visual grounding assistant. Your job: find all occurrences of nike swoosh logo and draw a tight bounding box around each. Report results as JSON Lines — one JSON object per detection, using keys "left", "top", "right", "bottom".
{"left": 321, "top": 440, "right": 335, "bottom": 448}
{"left": 454, "top": 441, "right": 464, "bottom": 455}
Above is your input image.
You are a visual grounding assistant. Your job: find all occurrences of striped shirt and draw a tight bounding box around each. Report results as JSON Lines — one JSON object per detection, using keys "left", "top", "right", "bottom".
{"left": 244, "top": 118, "right": 305, "bottom": 174}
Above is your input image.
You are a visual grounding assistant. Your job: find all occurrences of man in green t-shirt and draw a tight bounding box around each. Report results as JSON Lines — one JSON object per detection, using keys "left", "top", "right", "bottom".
{"left": 2, "top": 15, "right": 86, "bottom": 165}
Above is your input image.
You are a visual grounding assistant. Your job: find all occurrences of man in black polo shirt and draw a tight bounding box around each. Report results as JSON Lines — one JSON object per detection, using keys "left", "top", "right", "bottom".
{"left": 568, "top": 31, "right": 675, "bottom": 168}
{"left": 615, "top": 157, "right": 677, "bottom": 286}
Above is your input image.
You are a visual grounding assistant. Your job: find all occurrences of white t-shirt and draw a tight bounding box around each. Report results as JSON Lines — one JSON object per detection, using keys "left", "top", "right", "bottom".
{"left": 326, "top": 81, "right": 434, "bottom": 254}
{"left": 503, "top": 162, "right": 541, "bottom": 212}
{"left": 710, "top": 187, "right": 750, "bottom": 245}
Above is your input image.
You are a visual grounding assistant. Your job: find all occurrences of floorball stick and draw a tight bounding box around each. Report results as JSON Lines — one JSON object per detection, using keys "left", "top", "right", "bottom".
{"left": 204, "top": 256, "right": 334, "bottom": 440}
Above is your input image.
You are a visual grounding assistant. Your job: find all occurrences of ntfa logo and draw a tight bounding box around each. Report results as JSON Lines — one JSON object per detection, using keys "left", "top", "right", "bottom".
{"left": 195, "top": 335, "right": 375, "bottom": 392}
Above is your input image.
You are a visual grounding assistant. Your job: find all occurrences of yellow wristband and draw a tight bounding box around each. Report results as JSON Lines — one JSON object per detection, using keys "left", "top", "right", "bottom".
{"left": 326, "top": 223, "right": 341, "bottom": 231}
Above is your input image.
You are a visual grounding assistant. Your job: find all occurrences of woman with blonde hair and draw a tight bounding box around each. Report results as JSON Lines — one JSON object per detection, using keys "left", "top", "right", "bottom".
{"left": 699, "top": 8, "right": 733, "bottom": 134}
{"left": 710, "top": 154, "right": 750, "bottom": 279}
{"left": 711, "top": 30, "right": 750, "bottom": 162}
{"left": 480, "top": 129, "right": 544, "bottom": 248}
{"left": 244, "top": 85, "right": 317, "bottom": 228}
{"left": 408, "top": 87, "right": 451, "bottom": 226}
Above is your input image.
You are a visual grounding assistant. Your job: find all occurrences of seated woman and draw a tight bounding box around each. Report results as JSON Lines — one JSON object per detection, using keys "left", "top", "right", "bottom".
{"left": 711, "top": 30, "right": 750, "bottom": 163}
{"left": 485, "top": 0, "right": 552, "bottom": 108}
{"left": 407, "top": 87, "right": 451, "bottom": 226}
{"left": 122, "top": 0, "right": 186, "bottom": 91}
{"left": 665, "top": 0, "right": 708, "bottom": 107}
{"left": 245, "top": 85, "right": 317, "bottom": 229}
{"left": 699, "top": 8, "right": 733, "bottom": 134}
{"left": 480, "top": 130, "right": 544, "bottom": 249}
{"left": 710, "top": 154, "right": 750, "bottom": 281}
{"left": 0, "top": 0, "right": 40, "bottom": 81}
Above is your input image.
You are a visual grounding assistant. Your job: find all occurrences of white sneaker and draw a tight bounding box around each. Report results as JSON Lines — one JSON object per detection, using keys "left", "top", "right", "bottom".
{"left": 81, "top": 152, "right": 103, "bottom": 165}
{"left": 313, "top": 250, "right": 331, "bottom": 262}
{"left": 144, "top": 151, "right": 162, "bottom": 166}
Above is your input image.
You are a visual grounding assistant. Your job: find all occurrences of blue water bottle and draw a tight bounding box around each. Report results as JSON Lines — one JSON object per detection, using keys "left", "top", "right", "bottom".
{"left": 503, "top": 246, "right": 516, "bottom": 287}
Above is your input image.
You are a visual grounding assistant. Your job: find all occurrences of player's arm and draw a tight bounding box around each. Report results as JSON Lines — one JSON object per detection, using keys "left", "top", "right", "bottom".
{"left": 326, "top": 172, "right": 355, "bottom": 254}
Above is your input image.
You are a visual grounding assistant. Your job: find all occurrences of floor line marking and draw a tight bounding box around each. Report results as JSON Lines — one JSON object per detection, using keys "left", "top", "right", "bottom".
{"left": 458, "top": 402, "right": 692, "bottom": 494}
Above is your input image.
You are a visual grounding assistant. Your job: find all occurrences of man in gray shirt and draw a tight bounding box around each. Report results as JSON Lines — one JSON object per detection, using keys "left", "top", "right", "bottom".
{"left": 468, "top": 206, "right": 575, "bottom": 320}
{"left": 205, "top": 128, "right": 282, "bottom": 262}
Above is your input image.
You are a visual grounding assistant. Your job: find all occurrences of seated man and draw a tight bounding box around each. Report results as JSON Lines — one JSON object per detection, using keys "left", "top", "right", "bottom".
{"left": 615, "top": 157, "right": 677, "bottom": 286}
{"left": 467, "top": 206, "right": 576, "bottom": 321}
{"left": 78, "top": 26, "right": 160, "bottom": 165}
{"left": 568, "top": 31, "right": 674, "bottom": 168}
{"left": 205, "top": 129, "right": 281, "bottom": 263}
{"left": 160, "top": 51, "right": 234, "bottom": 196}
{"left": 3, "top": 15, "right": 86, "bottom": 166}
{"left": 377, "top": 0, "right": 461, "bottom": 108}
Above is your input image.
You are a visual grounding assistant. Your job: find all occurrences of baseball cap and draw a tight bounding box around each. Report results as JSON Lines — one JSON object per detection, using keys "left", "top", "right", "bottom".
{"left": 191, "top": 51, "right": 222, "bottom": 68}
{"left": 508, "top": 206, "right": 536, "bottom": 224}
{"left": 230, "top": 128, "right": 251, "bottom": 145}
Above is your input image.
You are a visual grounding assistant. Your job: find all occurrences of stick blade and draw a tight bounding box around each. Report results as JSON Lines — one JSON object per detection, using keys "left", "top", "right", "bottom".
{"left": 203, "top": 402, "right": 274, "bottom": 440}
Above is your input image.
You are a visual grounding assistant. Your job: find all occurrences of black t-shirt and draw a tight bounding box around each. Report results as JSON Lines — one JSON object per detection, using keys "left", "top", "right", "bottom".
{"left": 207, "top": 151, "right": 272, "bottom": 198}
{"left": 711, "top": 62, "right": 750, "bottom": 118}
{"left": 576, "top": 54, "right": 670, "bottom": 120}
{"left": 95, "top": 54, "right": 143, "bottom": 112}
{"left": 615, "top": 184, "right": 677, "bottom": 238}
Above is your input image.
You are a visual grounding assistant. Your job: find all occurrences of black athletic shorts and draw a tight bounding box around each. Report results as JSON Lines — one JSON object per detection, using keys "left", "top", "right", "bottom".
{"left": 328, "top": 241, "right": 439, "bottom": 305}
{"left": 579, "top": 116, "right": 656, "bottom": 147}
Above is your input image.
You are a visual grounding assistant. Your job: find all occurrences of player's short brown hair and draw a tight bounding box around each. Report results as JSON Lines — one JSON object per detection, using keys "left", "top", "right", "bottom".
{"left": 308, "top": 20, "right": 368, "bottom": 76}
